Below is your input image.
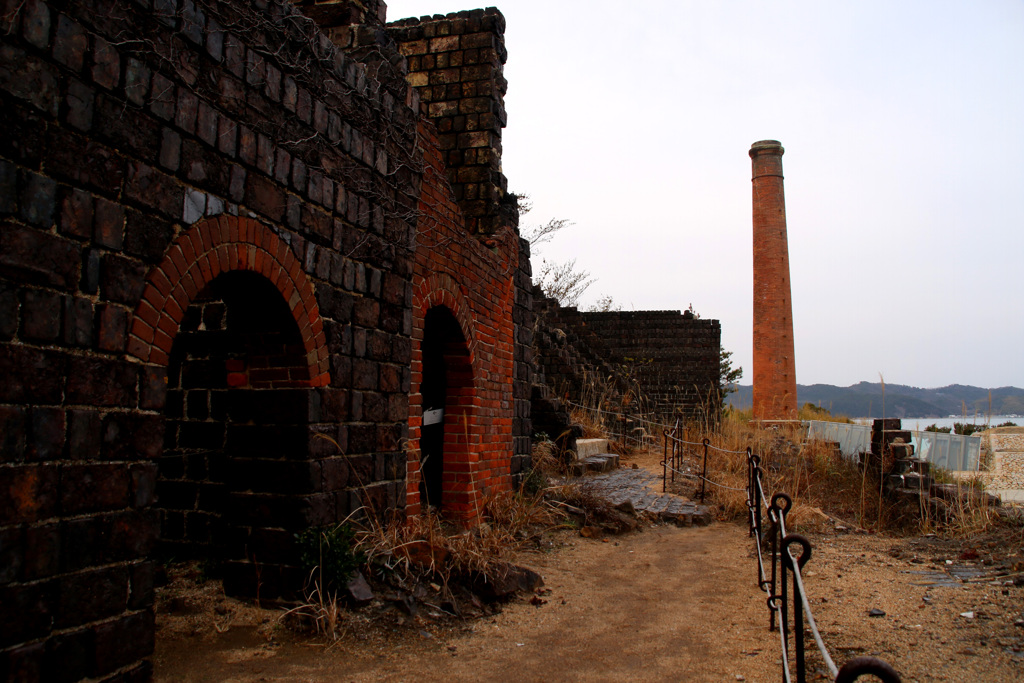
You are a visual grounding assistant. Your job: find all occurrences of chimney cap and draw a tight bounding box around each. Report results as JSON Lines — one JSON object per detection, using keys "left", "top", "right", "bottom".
{"left": 749, "top": 140, "right": 784, "bottom": 157}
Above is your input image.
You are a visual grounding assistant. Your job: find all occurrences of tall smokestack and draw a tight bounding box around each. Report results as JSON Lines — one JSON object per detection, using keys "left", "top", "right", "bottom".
{"left": 750, "top": 140, "right": 797, "bottom": 421}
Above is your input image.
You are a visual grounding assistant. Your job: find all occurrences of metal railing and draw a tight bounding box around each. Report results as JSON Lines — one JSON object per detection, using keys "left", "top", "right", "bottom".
{"left": 746, "top": 450, "right": 903, "bottom": 683}
{"left": 656, "top": 424, "right": 904, "bottom": 682}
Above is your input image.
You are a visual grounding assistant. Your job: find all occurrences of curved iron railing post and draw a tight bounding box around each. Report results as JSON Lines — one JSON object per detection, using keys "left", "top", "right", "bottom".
{"left": 768, "top": 492, "right": 791, "bottom": 632}
{"left": 700, "top": 437, "right": 709, "bottom": 503}
{"left": 783, "top": 534, "right": 812, "bottom": 683}
{"left": 745, "top": 451, "right": 902, "bottom": 683}
{"left": 661, "top": 428, "right": 669, "bottom": 493}
{"left": 834, "top": 656, "right": 902, "bottom": 683}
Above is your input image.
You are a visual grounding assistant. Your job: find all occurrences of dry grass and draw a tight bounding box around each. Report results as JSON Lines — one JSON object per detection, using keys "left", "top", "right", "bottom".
{"left": 676, "top": 412, "right": 1002, "bottom": 539}
{"left": 353, "top": 485, "right": 564, "bottom": 591}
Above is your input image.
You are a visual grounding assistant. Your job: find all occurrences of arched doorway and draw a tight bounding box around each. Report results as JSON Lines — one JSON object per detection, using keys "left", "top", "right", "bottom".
{"left": 419, "top": 305, "right": 473, "bottom": 512}
{"left": 130, "top": 216, "right": 332, "bottom": 599}
{"left": 158, "top": 271, "right": 311, "bottom": 585}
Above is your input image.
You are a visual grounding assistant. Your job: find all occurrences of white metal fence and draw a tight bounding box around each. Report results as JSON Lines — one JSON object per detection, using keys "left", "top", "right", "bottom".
{"left": 805, "top": 420, "right": 982, "bottom": 472}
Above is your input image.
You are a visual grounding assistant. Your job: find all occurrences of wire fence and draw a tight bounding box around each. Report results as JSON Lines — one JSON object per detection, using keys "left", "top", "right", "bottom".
{"left": 570, "top": 403, "right": 905, "bottom": 681}
{"left": 745, "top": 450, "right": 903, "bottom": 683}
{"left": 654, "top": 421, "right": 903, "bottom": 682}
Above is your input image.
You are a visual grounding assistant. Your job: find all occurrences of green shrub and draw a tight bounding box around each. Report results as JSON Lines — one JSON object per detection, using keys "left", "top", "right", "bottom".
{"left": 296, "top": 524, "right": 363, "bottom": 595}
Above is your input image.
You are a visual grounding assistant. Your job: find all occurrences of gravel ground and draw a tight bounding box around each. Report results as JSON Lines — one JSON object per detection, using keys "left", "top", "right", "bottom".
{"left": 152, "top": 447, "right": 1024, "bottom": 682}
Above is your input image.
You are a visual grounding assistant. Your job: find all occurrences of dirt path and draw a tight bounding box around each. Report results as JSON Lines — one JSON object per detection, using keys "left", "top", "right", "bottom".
{"left": 154, "top": 523, "right": 779, "bottom": 682}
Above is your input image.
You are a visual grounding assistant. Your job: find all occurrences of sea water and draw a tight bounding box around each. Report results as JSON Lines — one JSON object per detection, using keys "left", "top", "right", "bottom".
{"left": 853, "top": 415, "right": 1022, "bottom": 431}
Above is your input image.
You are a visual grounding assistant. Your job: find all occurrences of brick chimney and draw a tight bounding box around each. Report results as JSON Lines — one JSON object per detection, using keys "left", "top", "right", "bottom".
{"left": 749, "top": 140, "right": 797, "bottom": 421}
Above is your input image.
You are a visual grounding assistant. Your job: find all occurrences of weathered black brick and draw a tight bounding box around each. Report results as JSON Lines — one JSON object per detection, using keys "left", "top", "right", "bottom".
{"left": 81, "top": 248, "right": 101, "bottom": 294}
{"left": 45, "top": 128, "right": 125, "bottom": 196}
{"left": 159, "top": 126, "right": 181, "bottom": 172}
{"left": 92, "top": 35, "right": 121, "bottom": 90}
{"left": 0, "top": 641, "right": 44, "bottom": 683}
{"left": 21, "top": 0, "right": 51, "bottom": 49}
{"left": 123, "top": 209, "right": 174, "bottom": 264}
{"left": 21, "top": 288, "right": 62, "bottom": 342}
{"left": 93, "top": 197, "right": 125, "bottom": 250}
{"left": 124, "top": 161, "right": 181, "bottom": 218}
{"left": 96, "top": 303, "right": 127, "bottom": 352}
{"left": 66, "top": 356, "right": 138, "bottom": 406}
{"left": 63, "top": 295, "right": 94, "bottom": 347}
{"left": 66, "top": 78, "right": 94, "bottom": 131}
{"left": 59, "top": 187, "right": 94, "bottom": 240}
{"left": 150, "top": 72, "right": 175, "bottom": 121}
{"left": 0, "top": 344, "right": 67, "bottom": 403}
{"left": 181, "top": 138, "right": 232, "bottom": 197}
{"left": 128, "top": 561, "right": 155, "bottom": 609}
{"left": 55, "top": 565, "right": 129, "bottom": 628}
{"left": 175, "top": 87, "right": 199, "bottom": 133}
{"left": 43, "top": 627, "right": 95, "bottom": 683}
{"left": 0, "top": 405, "right": 27, "bottom": 461}
{"left": 125, "top": 58, "right": 151, "bottom": 106}
{"left": 95, "top": 95, "right": 161, "bottom": 159}
{"left": 0, "top": 464, "right": 59, "bottom": 524}
{"left": 52, "top": 13, "right": 88, "bottom": 72}
{"left": 60, "top": 463, "right": 131, "bottom": 514}
{"left": 0, "top": 45, "right": 60, "bottom": 117}
{"left": 0, "top": 580, "right": 54, "bottom": 648}
{"left": 18, "top": 170, "right": 57, "bottom": 228}
{"left": 66, "top": 408, "right": 101, "bottom": 460}
{"left": 28, "top": 406, "right": 65, "bottom": 460}
{"left": 99, "top": 253, "right": 148, "bottom": 305}
{"left": 102, "top": 412, "right": 163, "bottom": 461}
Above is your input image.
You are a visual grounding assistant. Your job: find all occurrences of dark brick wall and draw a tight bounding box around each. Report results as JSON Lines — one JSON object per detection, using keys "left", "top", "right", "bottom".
{"left": 0, "top": 0, "right": 424, "bottom": 678}
{"left": 389, "top": 8, "right": 515, "bottom": 235}
{"left": 531, "top": 290, "right": 721, "bottom": 425}
{"left": 580, "top": 311, "right": 721, "bottom": 422}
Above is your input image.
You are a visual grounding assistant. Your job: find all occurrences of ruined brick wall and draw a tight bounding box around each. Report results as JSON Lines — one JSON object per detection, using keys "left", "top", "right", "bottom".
{"left": 531, "top": 296, "right": 721, "bottom": 424}
{"left": 386, "top": 9, "right": 530, "bottom": 521}
{"left": 404, "top": 120, "right": 521, "bottom": 520}
{"left": 0, "top": 0, "right": 422, "bottom": 678}
{"left": 532, "top": 289, "right": 626, "bottom": 406}
{"left": 580, "top": 311, "right": 721, "bottom": 422}
{"left": 388, "top": 9, "right": 515, "bottom": 235}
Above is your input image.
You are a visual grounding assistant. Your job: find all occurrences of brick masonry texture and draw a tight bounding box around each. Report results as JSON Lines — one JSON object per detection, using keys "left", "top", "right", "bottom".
{"left": 0, "top": 0, "right": 429, "bottom": 678}
{"left": 0, "top": 1, "right": 719, "bottom": 679}
{"left": 750, "top": 140, "right": 797, "bottom": 420}
{"left": 531, "top": 288, "right": 721, "bottom": 426}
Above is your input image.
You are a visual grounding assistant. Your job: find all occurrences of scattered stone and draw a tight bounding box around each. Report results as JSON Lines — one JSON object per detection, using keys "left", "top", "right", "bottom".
{"left": 960, "top": 611, "right": 975, "bottom": 619}
{"left": 345, "top": 571, "right": 375, "bottom": 606}
{"left": 468, "top": 563, "right": 543, "bottom": 601}
{"left": 580, "top": 526, "right": 601, "bottom": 538}
{"left": 868, "top": 608, "right": 886, "bottom": 617}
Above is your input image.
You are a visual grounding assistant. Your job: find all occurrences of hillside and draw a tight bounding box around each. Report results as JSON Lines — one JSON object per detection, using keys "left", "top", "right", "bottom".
{"left": 727, "top": 383, "right": 1024, "bottom": 418}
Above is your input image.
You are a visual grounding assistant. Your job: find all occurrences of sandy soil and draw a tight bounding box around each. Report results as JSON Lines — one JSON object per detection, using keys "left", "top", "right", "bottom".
{"left": 153, "top": 450, "right": 1024, "bottom": 682}
{"left": 154, "top": 522, "right": 778, "bottom": 682}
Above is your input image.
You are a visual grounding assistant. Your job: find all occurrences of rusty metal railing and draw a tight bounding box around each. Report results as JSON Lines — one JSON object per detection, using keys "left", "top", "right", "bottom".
{"left": 661, "top": 424, "right": 747, "bottom": 502}
{"left": 746, "top": 450, "right": 903, "bottom": 683}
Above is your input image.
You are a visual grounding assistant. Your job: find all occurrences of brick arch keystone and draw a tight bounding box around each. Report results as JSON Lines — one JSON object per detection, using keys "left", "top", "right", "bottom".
{"left": 128, "top": 215, "right": 330, "bottom": 386}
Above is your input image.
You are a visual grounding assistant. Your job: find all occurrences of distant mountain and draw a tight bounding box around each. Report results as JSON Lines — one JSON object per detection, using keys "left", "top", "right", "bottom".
{"left": 727, "top": 383, "right": 1024, "bottom": 418}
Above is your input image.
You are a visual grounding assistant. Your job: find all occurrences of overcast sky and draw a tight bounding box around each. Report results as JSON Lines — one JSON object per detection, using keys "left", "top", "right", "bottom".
{"left": 385, "top": 0, "right": 1024, "bottom": 390}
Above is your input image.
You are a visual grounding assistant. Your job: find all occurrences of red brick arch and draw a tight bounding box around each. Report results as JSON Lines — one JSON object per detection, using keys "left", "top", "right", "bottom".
{"left": 412, "top": 273, "right": 478, "bottom": 357}
{"left": 127, "top": 215, "right": 330, "bottom": 386}
{"left": 408, "top": 273, "right": 483, "bottom": 520}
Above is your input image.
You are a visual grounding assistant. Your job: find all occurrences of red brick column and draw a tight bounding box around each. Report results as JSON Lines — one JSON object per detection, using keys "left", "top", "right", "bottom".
{"left": 750, "top": 140, "right": 797, "bottom": 420}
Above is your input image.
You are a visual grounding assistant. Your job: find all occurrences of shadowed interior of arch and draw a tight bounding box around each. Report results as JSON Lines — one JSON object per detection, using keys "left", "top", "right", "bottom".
{"left": 157, "top": 271, "right": 314, "bottom": 595}
{"left": 420, "top": 305, "right": 472, "bottom": 511}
